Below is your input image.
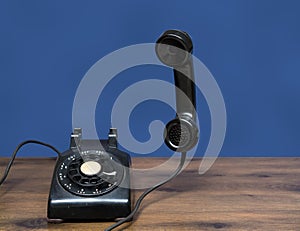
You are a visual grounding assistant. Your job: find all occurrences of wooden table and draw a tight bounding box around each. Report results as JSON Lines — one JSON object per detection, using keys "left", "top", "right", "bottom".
{"left": 0, "top": 157, "right": 300, "bottom": 230}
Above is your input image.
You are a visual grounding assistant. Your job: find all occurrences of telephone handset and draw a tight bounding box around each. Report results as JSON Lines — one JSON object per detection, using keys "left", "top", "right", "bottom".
{"left": 156, "top": 30, "right": 198, "bottom": 152}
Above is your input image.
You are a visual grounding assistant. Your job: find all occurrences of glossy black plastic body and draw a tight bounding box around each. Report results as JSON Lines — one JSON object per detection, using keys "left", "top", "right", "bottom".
{"left": 156, "top": 29, "right": 199, "bottom": 152}
{"left": 47, "top": 139, "right": 131, "bottom": 221}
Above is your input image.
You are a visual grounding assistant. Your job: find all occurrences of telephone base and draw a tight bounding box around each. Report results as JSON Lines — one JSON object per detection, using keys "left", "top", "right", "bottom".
{"left": 47, "top": 137, "right": 132, "bottom": 221}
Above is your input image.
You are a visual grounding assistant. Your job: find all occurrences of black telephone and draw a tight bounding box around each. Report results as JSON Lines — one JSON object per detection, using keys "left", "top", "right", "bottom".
{"left": 46, "top": 30, "right": 199, "bottom": 229}
{"left": 47, "top": 30, "right": 198, "bottom": 226}
{"left": 0, "top": 29, "right": 199, "bottom": 230}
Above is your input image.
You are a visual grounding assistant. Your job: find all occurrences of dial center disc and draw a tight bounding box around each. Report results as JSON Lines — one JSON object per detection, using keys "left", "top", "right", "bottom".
{"left": 80, "top": 161, "right": 101, "bottom": 176}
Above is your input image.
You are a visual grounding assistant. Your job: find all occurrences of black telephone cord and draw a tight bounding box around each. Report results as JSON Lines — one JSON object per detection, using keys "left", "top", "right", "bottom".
{"left": 0, "top": 140, "right": 61, "bottom": 186}
{"left": 104, "top": 151, "right": 187, "bottom": 231}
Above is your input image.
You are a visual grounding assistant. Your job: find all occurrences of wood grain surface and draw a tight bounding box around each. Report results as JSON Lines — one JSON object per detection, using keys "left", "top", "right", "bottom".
{"left": 0, "top": 157, "right": 300, "bottom": 230}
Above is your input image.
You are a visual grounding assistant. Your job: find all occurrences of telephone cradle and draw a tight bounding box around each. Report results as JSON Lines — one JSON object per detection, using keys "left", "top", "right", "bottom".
{"left": 47, "top": 128, "right": 132, "bottom": 222}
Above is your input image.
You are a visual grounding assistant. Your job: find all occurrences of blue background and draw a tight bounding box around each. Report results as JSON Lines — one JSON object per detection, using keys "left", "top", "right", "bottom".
{"left": 0, "top": 0, "right": 300, "bottom": 157}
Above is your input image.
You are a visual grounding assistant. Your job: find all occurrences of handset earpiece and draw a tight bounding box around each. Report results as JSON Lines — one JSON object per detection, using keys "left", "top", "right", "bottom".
{"left": 155, "top": 30, "right": 199, "bottom": 152}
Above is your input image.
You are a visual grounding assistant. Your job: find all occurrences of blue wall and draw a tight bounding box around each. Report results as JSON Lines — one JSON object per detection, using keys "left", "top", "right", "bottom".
{"left": 0, "top": 0, "right": 300, "bottom": 157}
